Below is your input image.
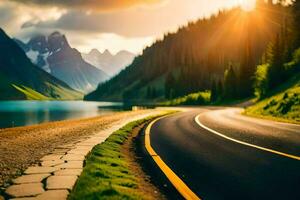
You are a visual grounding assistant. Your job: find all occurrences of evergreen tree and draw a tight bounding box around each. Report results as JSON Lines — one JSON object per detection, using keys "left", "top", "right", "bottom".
{"left": 223, "top": 66, "right": 238, "bottom": 99}
{"left": 151, "top": 87, "right": 157, "bottom": 98}
{"left": 146, "top": 86, "right": 151, "bottom": 99}
{"left": 217, "top": 80, "right": 223, "bottom": 100}
{"left": 293, "top": 0, "right": 300, "bottom": 47}
{"left": 165, "top": 72, "right": 175, "bottom": 99}
{"left": 210, "top": 80, "right": 218, "bottom": 102}
{"left": 239, "top": 38, "right": 256, "bottom": 98}
{"left": 267, "top": 34, "right": 285, "bottom": 89}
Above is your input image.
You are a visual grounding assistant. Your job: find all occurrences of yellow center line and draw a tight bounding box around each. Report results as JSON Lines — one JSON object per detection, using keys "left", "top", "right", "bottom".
{"left": 145, "top": 116, "right": 201, "bottom": 200}
{"left": 195, "top": 114, "right": 300, "bottom": 161}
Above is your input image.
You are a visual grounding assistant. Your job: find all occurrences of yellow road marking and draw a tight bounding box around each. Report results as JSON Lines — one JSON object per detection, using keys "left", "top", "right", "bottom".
{"left": 195, "top": 114, "right": 300, "bottom": 161}
{"left": 145, "top": 116, "right": 201, "bottom": 200}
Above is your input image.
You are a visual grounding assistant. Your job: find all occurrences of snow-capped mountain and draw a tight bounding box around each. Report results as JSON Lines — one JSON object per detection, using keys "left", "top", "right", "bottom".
{"left": 82, "top": 49, "right": 135, "bottom": 76}
{"left": 15, "top": 32, "right": 109, "bottom": 93}
{"left": 0, "top": 28, "right": 81, "bottom": 100}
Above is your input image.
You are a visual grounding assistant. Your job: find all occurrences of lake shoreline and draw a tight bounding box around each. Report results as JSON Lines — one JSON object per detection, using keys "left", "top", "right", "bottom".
{"left": 0, "top": 100, "right": 124, "bottom": 129}
{"left": 0, "top": 109, "right": 158, "bottom": 190}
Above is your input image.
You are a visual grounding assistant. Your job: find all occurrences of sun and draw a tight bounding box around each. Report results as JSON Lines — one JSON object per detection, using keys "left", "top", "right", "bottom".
{"left": 240, "top": 0, "right": 256, "bottom": 11}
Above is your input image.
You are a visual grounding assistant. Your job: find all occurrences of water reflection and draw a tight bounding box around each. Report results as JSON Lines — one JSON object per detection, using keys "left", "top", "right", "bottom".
{"left": 0, "top": 101, "right": 124, "bottom": 128}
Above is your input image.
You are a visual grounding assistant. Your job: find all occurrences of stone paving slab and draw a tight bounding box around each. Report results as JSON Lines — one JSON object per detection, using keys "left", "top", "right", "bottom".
{"left": 56, "top": 161, "right": 83, "bottom": 169}
{"left": 46, "top": 176, "right": 77, "bottom": 190}
{"left": 73, "top": 146, "right": 93, "bottom": 151}
{"left": 36, "top": 190, "right": 69, "bottom": 200}
{"left": 6, "top": 183, "right": 44, "bottom": 197}
{"left": 40, "top": 155, "right": 62, "bottom": 161}
{"left": 24, "top": 167, "right": 57, "bottom": 174}
{"left": 67, "top": 149, "right": 90, "bottom": 155}
{"left": 41, "top": 160, "right": 65, "bottom": 167}
{"left": 13, "top": 174, "right": 50, "bottom": 184}
{"left": 54, "top": 169, "right": 82, "bottom": 176}
{"left": 61, "top": 154, "right": 85, "bottom": 161}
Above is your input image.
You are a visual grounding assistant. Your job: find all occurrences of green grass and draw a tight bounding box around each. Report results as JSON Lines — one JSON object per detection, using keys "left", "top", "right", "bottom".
{"left": 44, "top": 82, "right": 83, "bottom": 100}
{"left": 160, "top": 91, "right": 211, "bottom": 106}
{"left": 245, "top": 74, "right": 300, "bottom": 124}
{"left": 69, "top": 113, "right": 172, "bottom": 200}
{"left": 12, "top": 83, "right": 83, "bottom": 100}
{"left": 12, "top": 84, "right": 52, "bottom": 100}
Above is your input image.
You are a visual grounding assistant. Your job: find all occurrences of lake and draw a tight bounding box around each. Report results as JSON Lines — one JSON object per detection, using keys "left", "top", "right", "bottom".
{"left": 0, "top": 101, "right": 125, "bottom": 129}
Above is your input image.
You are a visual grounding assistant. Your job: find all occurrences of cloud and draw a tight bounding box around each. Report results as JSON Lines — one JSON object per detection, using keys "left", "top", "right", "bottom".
{"left": 21, "top": 10, "right": 167, "bottom": 37}
{"left": 8, "top": 0, "right": 164, "bottom": 11}
{"left": 21, "top": 21, "right": 35, "bottom": 29}
{"left": 0, "top": 0, "right": 66, "bottom": 38}
{"left": 1, "top": 0, "right": 240, "bottom": 53}
{"left": 0, "top": 2, "right": 18, "bottom": 29}
{"left": 20, "top": 0, "right": 198, "bottom": 38}
{"left": 19, "top": 0, "right": 240, "bottom": 38}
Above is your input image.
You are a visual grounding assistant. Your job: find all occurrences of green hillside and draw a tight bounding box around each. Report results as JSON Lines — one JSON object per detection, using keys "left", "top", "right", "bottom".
{"left": 0, "top": 28, "right": 83, "bottom": 100}
{"left": 85, "top": 2, "right": 287, "bottom": 102}
{"left": 245, "top": 73, "right": 300, "bottom": 123}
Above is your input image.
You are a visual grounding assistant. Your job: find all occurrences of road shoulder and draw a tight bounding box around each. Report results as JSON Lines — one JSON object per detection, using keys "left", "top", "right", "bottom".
{"left": 69, "top": 113, "right": 171, "bottom": 200}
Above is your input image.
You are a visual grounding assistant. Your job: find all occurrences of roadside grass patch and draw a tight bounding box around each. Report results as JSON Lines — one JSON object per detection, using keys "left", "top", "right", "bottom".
{"left": 69, "top": 113, "right": 171, "bottom": 200}
{"left": 245, "top": 74, "right": 300, "bottom": 124}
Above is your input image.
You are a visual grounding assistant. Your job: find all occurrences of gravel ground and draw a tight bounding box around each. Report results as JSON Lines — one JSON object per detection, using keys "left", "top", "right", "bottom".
{"left": 0, "top": 110, "right": 157, "bottom": 189}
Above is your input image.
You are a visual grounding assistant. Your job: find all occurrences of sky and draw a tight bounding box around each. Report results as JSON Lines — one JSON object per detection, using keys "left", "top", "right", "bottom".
{"left": 0, "top": 0, "right": 255, "bottom": 54}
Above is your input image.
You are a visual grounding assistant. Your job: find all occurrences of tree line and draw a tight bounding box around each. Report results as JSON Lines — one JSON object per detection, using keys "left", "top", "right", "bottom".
{"left": 210, "top": 0, "right": 300, "bottom": 103}
{"left": 85, "top": 0, "right": 297, "bottom": 103}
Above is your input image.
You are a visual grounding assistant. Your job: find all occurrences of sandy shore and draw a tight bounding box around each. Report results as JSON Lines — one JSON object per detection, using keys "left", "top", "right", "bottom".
{"left": 0, "top": 110, "right": 158, "bottom": 188}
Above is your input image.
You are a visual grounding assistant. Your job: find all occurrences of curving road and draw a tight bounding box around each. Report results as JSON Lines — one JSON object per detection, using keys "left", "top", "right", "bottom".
{"left": 149, "top": 107, "right": 300, "bottom": 200}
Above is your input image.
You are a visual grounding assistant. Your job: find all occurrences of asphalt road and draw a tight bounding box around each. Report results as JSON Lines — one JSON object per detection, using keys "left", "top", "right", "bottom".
{"left": 150, "top": 107, "right": 300, "bottom": 200}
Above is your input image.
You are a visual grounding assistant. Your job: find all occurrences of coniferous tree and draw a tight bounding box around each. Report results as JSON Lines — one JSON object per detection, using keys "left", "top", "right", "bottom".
{"left": 239, "top": 38, "right": 256, "bottom": 98}
{"left": 151, "top": 87, "right": 157, "bottom": 98}
{"left": 224, "top": 66, "right": 238, "bottom": 99}
{"left": 267, "top": 34, "right": 285, "bottom": 89}
{"left": 210, "top": 80, "right": 218, "bottom": 102}
{"left": 293, "top": 0, "right": 300, "bottom": 47}
{"left": 165, "top": 72, "right": 175, "bottom": 99}
{"left": 217, "top": 80, "right": 223, "bottom": 100}
{"left": 146, "top": 86, "right": 151, "bottom": 99}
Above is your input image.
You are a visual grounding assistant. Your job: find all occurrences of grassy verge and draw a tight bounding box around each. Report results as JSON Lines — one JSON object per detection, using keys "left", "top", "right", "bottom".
{"left": 68, "top": 112, "right": 173, "bottom": 200}
{"left": 245, "top": 74, "right": 300, "bottom": 124}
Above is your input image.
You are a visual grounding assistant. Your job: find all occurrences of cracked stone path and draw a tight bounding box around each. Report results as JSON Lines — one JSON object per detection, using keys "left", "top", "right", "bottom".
{"left": 4, "top": 111, "right": 162, "bottom": 200}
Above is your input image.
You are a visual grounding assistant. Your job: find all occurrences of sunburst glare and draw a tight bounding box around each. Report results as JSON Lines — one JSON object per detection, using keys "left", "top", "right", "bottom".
{"left": 240, "top": 0, "right": 256, "bottom": 11}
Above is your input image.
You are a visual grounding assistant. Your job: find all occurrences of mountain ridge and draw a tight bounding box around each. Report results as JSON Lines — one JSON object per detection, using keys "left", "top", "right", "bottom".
{"left": 82, "top": 48, "right": 135, "bottom": 76}
{"left": 0, "top": 28, "right": 82, "bottom": 100}
{"left": 15, "top": 32, "right": 109, "bottom": 93}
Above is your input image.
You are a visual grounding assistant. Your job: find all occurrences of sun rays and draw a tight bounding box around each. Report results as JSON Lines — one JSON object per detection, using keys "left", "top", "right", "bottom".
{"left": 240, "top": 0, "right": 256, "bottom": 11}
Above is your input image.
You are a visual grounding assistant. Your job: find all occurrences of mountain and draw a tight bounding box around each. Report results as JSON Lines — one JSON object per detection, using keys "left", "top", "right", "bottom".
{"left": 82, "top": 49, "right": 135, "bottom": 76}
{"left": 85, "top": 3, "right": 286, "bottom": 102}
{"left": 0, "top": 28, "right": 82, "bottom": 100}
{"left": 15, "top": 32, "right": 109, "bottom": 93}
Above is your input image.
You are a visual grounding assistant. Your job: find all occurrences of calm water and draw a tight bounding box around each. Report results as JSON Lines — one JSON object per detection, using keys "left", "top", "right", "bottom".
{"left": 0, "top": 101, "right": 124, "bottom": 129}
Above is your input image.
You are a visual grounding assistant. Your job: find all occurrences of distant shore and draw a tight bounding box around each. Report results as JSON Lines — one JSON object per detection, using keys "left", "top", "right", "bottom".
{"left": 0, "top": 110, "right": 156, "bottom": 189}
